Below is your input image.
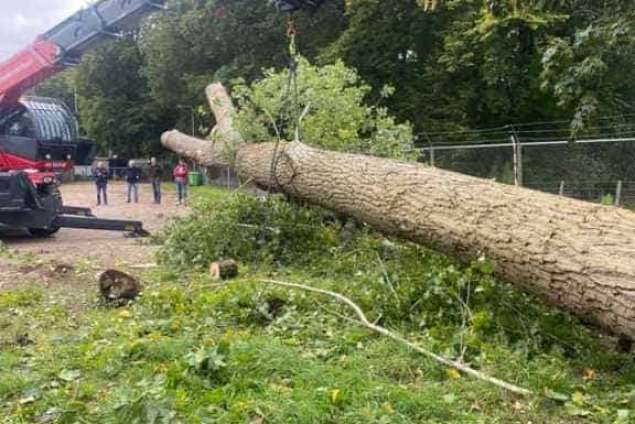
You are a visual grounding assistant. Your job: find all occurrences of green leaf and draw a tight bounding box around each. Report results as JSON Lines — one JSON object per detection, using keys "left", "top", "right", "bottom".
{"left": 617, "top": 409, "right": 630, "bottom": 419}
{"left": 571, "top": 391, "right": 587, "bottom": 405}
{"left": 565, "top": 402, "right": 592, "bottom": 417}
{"left": 544, "top": 388, "right": 569, "bottom": 402}
{"left": 58, "top": 369, "right": 81, "bottom": 382}
{"left": 442, "top": 393, "right": 457, "bottom": 404}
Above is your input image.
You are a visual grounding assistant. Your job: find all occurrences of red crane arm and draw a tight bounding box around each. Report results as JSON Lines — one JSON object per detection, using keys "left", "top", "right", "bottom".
{"left": 0, "top": 39, "right": 60, "bottom": 106}
{"left": 0, "top": 0, "right": 327, "bottom": 110}
{"left": 0, "top": 0, "right": 165, "bottom": 110}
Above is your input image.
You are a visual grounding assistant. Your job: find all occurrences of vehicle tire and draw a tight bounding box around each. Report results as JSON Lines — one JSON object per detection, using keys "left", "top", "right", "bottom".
{"left": 28, "top": 184, "right": 62, "bottom": 237}
{"left": 43, "top": 184, "right": 63, "bottom": 211}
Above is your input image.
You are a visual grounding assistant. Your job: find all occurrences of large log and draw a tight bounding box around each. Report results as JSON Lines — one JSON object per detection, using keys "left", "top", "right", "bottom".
{"left": 162, "top": 84, "right": 635, "bottom": 340}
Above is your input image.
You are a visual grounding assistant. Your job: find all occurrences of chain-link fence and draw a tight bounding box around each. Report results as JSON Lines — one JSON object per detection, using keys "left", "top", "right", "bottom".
{"left": 523, "top": 180, "right": 635, "bottom": 206}
{"left": 418, "top": 123, "right": 635, "bottom": 208}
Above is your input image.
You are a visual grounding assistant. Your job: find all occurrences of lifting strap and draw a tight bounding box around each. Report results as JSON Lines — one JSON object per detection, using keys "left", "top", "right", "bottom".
{"left": 268, "top": 15, "right": 302, "bottom": 192}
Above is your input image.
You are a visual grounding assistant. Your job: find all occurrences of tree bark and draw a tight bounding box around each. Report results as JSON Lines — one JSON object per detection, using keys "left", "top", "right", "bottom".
{"left": 162, "top": 84, "right": 635, "bottom": 340}
{"left": 98, "top": 269, "right": 141, "bottom": 303}
{"left": 210, "top": 259, "right": 239, "bottom": 280}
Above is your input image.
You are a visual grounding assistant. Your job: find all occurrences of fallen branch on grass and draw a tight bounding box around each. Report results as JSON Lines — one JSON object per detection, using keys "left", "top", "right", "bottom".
{"left": 260, "top": 278, "right": 532, "bottom": 396}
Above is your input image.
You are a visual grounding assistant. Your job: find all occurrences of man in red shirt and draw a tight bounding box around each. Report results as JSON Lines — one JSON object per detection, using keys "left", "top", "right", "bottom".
{"left": 172, "top": 159, "right": 189, "bottom": 205}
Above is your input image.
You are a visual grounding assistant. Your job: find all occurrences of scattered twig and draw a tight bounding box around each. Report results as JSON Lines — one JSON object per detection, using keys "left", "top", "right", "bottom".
{"left": 237, "top": 223, "right": 279, "bottom": 232}
{"left": 375, "top": 252, "right": 401, "bottom": 307}
{"left": 259, "top": 279, "right": 532, "bottom": 396}
{"left": 235, "top": 177, "right": 254, "bottom": 192}
{"left": 294, "top": 104, "right": 311, "bottom": 142}
{"left": 455, "top": 280, "right": 473, "bottom": 364}
{"left": 261, "top": 107, "right": 282, "bottom": 143}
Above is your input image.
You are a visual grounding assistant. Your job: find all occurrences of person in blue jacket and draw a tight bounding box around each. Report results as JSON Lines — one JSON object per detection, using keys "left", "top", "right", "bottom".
{"left": 94, "top": 161, "right": 109, "bottom": 206}
{"left": 126, "top": 160, "right": 141, "bottom": 203}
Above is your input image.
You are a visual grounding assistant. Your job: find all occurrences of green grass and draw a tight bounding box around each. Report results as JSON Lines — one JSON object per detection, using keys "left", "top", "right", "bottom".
{"left": 0, "top": 187, "right": 634, "bottom": 423}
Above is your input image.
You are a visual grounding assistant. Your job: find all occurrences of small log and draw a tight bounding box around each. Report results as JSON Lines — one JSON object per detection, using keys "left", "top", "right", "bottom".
{"left": 98, "top": 269, "right": 141, "bottom": 304}
{"left": 209, "top": 260, "right": 239, "bottom": 280}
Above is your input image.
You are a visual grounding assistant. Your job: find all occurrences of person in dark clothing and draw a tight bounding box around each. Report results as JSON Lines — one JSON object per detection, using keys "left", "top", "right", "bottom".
{"left": 148, "top": 157, "right": 163, "bottom": 204}
{"left": 126, "top": 160, "right": 141, "bottom": 203}
{"left": 94, "top": 161, "right": 109, "bottom": 206}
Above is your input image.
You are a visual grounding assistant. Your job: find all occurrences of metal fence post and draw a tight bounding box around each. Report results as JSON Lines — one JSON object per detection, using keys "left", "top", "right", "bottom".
{"left": 517, "top": 144, "right": 523, "bottom": 187}
{"left": 509, "top": 125, "right": 522, "bottom": 186}
{"left": 615, "top": 180, "right": 623, "bottom": 206}
{"left": 559, "top": 181, "right": 565, "bottom": 196}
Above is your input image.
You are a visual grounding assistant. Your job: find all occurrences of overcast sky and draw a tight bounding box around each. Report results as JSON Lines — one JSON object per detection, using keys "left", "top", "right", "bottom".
{"left": 0, "top": 0, "right": 88, "bottom": 61}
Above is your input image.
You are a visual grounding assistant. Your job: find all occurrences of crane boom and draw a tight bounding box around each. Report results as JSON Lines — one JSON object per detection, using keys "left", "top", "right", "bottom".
{"left": 0, "top": 0, "right": 165, "bottom": 108}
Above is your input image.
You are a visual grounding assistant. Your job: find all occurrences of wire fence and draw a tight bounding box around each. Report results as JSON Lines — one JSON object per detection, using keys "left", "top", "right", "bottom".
{"left": 416, "top": 117, "right": 635, "bottom": 208}
{"left": 523, "top": 180, "right": 635, "bottom": 206}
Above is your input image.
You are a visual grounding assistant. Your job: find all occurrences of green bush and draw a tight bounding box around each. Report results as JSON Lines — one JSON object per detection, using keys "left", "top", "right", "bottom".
{"left": 232, "top": 58, "right": 416, "bottom": 161}
{"left": 158, "top": 192, "right": 338, "bottom": 268}
{"left": 600, "top": 193, "right": 614, "bottom": 206}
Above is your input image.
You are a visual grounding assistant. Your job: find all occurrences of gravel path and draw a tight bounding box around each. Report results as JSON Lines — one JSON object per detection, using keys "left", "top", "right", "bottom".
{"left": 0, "top": 181, "right": 189, "bottom": 268}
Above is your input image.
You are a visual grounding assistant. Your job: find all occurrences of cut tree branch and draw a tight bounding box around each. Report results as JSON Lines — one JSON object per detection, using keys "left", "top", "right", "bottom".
{"left": 260, "top": 278, "right": 532, "bottom": 396}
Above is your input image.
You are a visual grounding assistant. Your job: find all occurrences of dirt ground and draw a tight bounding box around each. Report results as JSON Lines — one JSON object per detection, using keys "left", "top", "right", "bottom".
{"left": 0, "top": 181, "right": 190, "bottom": 269}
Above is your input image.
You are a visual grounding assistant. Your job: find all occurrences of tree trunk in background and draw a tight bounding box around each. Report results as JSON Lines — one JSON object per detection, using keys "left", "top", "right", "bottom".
{"left": 162, "top": 84, "right": 635, "bottom": 340}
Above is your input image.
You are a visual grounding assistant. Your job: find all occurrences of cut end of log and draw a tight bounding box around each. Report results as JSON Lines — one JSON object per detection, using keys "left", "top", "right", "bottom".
{"left": 205, "top": 83, "right": 228, "bottom": 105}
{"left": 160, "top": 129, "right": 179, "bottom": 148}
{"left": 209, "top": 259, "right": 239, "bottom": 280}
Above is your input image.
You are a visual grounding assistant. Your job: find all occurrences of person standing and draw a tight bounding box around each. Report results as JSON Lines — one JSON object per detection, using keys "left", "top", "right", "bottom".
{"left": 172, "top": 159, "right": 189, "bottom": 206}
{"left": 126, "top": 160, "right": 141, "bottom": 203}
{"left": 94, "top": 161, "right": 109, "bottom": 206}
{"left": 148, "top": 157, "right": 163, "bottom": 204}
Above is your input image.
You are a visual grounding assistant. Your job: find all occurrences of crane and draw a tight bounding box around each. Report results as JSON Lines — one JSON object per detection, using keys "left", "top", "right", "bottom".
{"left": 0, "top": 0, "right": 324, "bottom": 237}
{"left": 0, "top": 0, "right": 166, "bottom": 237}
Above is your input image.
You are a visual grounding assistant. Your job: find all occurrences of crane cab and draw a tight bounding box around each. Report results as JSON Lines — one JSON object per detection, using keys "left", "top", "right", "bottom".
{"left": 0, "top": 97, "right": 96, "bottom": 181}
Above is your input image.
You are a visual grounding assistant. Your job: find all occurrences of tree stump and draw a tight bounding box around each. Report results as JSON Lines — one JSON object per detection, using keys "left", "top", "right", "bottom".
{"left": 98, "top": 270, "right": 141, "bottom": 304}
{"left": 209, "top": 260, "right": 239, "bottom": 280}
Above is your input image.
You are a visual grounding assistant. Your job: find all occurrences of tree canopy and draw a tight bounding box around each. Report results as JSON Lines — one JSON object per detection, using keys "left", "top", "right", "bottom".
{"left": 232, "top": 58, "right": 414, "bottom": 160}
{"left": 45, "top": 0, "right": 635, "bottom": 182}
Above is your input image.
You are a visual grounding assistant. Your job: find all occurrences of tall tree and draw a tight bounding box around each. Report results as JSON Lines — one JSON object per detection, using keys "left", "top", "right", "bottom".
{"left": 139, "top": 0, "right": 346, "bottom": 110}
{"left": 75, "top": 36, "right": 172, "bottom": 158}
{"left": 328, "top": 0, "right": 635, "bottom": 182}
{"left": 322, "top": 0, "right": 442, "bottom": 132}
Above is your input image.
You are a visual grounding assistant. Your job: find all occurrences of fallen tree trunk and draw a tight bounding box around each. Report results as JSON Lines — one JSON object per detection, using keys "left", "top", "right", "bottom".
{"left": 162, "top": 84, "right": 635, "bottom": 340}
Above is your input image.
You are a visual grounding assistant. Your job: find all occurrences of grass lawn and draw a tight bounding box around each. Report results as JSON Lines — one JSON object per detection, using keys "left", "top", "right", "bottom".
{"left": 0, "top": 187, "right": 633, "bottom": 423}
